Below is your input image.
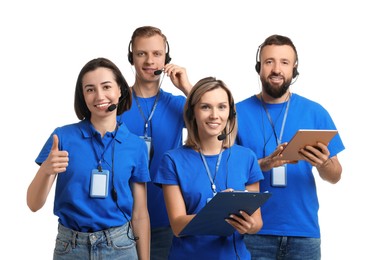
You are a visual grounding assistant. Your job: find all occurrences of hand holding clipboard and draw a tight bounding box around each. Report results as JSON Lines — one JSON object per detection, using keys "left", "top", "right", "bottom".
{"left": 179, "top": 191, "right": 271, "bottom": 237}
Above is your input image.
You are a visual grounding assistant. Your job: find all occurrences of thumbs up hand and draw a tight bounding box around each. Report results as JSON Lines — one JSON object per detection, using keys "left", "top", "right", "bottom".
{"left": 43, "top": 134, "right": 69, "bottom": 175}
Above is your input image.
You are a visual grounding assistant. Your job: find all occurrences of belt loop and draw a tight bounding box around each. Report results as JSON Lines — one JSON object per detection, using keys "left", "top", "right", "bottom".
{"left": 104, "top": 230, "right": 112, "bottom": 246}
{"left": 71, "top": 231, "right": 77, "bottom": 248}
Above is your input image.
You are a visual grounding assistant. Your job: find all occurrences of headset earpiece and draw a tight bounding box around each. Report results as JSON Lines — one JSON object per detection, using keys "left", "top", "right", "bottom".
{"left": 292, "top": 67, "right": 299, "bottom": 78}
{"left": 121, "top": 84, "right": 129, "bottom": 100}
{"left": 255, "top": 44, "right": 262, "bottom": 74}
{"left": 165, "top": 41, "right": 172, "bottom": 64}
{"left": 228, "top": 92, "right": 236, "bottom": 119}
{"left": 255, "top": 62, "right": 261, "bottom": 74}
{"left": 127, "top": 40, "right": 134, "bottom": 65}
{"left": 128, "top": 40, "right": 172, "bottom": 65}
{"left": 229, "top": 105, "right": 236, "bottom": 120}
{"left": 186, "top": 91, "right": 194, "bottom": 121}
{"left": 186, "top": 107, "right": 192, "bottom": 121}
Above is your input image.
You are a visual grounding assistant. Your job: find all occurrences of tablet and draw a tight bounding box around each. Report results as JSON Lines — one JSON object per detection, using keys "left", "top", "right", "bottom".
{"left": 280, "top": 129, "right": 338, "bottom": 161}
{"left": 178, "top": 191, "right": 271, "bottom": 237}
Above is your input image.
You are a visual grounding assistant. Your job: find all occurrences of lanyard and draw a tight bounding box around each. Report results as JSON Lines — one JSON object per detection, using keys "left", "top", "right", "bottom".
{"left": 260, "top": 93, "right": 291, "bottom": 146}
{"left": 199, "top": 149, "right": 223, "bottom": 196}
{"left": 132, "top": 89, "right": 160, "bottom": 138}
{"left": 91, "top": 124, "right": 118, "bottom": 171}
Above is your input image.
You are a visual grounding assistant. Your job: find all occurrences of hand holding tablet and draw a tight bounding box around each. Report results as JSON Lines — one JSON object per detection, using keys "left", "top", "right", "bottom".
{"left": 280, "top": 129, "right": 338, "bottom": 161}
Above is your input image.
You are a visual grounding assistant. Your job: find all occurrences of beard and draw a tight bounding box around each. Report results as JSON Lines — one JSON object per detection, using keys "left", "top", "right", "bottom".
{"left": 261, "top": 73, "right": 291, "bottom": 99}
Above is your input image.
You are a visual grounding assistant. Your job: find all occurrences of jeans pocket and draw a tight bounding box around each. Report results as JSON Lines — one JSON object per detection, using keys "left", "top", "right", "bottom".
{"left": 54, "top": 237, "right": 71, "bottom": 256}
{"left": 111, "top": 234, "right": 136, "bottom": 250}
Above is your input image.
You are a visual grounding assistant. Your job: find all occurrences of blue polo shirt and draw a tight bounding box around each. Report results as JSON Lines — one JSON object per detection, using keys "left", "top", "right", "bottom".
{"left": 36, "top": 119, "right": 150, "bottom": 232}
{"left": 153, "top": 145, "right": 263, "bottom": 259}
{"left": 118, "top": 89, "right": 186, "bottom": 228}
{"left": 236, "top": 93, "right": 345, "bottom": 238}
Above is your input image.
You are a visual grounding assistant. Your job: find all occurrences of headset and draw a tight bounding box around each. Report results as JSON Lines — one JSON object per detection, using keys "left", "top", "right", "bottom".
{"left": 127, "top": 40, "right": 172, "bottom": 65}
{"left": 255, "top": 44, "right": 299, "bottom": 78}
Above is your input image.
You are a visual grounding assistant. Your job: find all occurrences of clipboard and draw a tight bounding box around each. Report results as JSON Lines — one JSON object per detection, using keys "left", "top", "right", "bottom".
{"left": 179, "top": 191, "right": 271, "bottom": 237}
{"left": 280, "top": 129, "right": 338, "bottom": 161}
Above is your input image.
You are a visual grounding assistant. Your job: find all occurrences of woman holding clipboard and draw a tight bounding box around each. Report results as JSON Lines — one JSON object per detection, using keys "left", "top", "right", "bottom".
{"left": 153, "top": 77, "right": 264, "bottom": 259}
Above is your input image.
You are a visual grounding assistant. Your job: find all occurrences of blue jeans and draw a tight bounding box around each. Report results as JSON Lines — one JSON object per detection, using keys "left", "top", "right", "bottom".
{"left": 244, "top": 234, "right": 321, "bottom": 260}
{"left": 150, "top": 226, "right": 174, "bottom": 260}
{"left": 53, "top": 223, "right": 137, "bottom": 260}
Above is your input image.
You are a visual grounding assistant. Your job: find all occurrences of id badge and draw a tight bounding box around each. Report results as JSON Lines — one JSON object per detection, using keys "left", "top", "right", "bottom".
{"left": 271, "top": 165, "right": 287, "bottom": 187}
{"left": 90, "top": 169, "right": 109, "bottom": 198}
{"left": 140, "top": 136, "right": 152, "bottom": 159}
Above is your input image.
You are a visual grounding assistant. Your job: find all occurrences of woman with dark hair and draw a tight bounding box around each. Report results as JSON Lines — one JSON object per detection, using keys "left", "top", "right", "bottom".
{"left": 27, "top": 57, "right": 150, "bottom": 259}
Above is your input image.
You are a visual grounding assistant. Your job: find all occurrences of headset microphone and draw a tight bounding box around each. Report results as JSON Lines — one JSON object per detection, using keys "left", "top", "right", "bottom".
{"left": 217, "top": 107, "right": 237, "bottom": 141}
{"left": 107, "top": 90, "right": 129, "bottom": 112}
{"left": 218, "top": 125, "right": 235, "bottom": 141}
{"left": 107, "top": 104, "right": 117, "bottom": 112}
{"left": 154, "top": 70, "right": 163, "bottom": 75}
{"left": 217, "top": 133, "right": 227, "bottom": 141}
{"left": 217, "top": 127, "right": 233, "bottom": 141}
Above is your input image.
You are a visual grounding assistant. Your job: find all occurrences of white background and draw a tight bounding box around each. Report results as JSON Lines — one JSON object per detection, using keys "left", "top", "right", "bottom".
{"left": 1, "top": 0, "right": 370, "bottom": 259}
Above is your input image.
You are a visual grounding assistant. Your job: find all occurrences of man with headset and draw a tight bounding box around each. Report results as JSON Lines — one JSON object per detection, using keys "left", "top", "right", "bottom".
{"left": 235, "top": 34, "right": 344, "bottom": 259}
{"left": 119, "top": 25, "right": 192, "bottom": 260}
